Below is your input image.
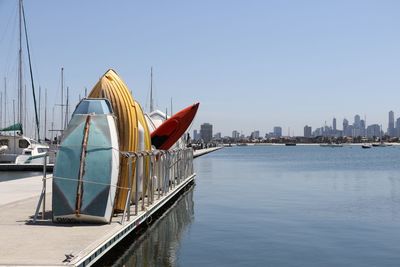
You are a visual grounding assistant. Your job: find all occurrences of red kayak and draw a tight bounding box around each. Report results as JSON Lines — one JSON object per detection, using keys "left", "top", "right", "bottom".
{"left": 151, "top": 102, "right": 200, "bottom": 150}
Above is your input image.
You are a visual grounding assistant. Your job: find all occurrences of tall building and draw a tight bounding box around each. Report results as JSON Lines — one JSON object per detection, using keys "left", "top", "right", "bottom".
{"left": 354, "top": 115, "right": 361, "bottom": 128}
{"left": 304, "top": 125, "right": 312, "bottom": 137}
{"left": 251, "top": 130, "right": 260, "bottom": 139}
{"left": 396, "top": 118, "right": 400, "bottom": 137}
{"left": 343, "top": 119, "right": 349, "bottom": 136}
{"left": 200, "top": 123, "right": 213, "bottom": 143}
{"left": 232, "top": 130, "right": 239, "bottom": 140}
{"left": 193, "top": 129, "right": 199, "bottom": 141}
{"left": 367, "top": 124, "right": 381, "bottom": 138}
{"left": 273, "top": 126, "right": 282, "bottom": 137}
{"left": 333, "top": 118, "right": 337, "bottom": 131}
{"left": 388, "top": 111, "right": 395, "bottom": 136}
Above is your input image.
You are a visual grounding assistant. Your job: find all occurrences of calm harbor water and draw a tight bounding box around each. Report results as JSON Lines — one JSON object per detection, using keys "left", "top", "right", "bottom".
{"left": 111, "top": 145, "right": 400, "bottom": 266}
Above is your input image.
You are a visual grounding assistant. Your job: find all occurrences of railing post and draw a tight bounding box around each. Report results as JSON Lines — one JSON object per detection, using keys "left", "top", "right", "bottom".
{"left": 135, "top": 152, "right": 140, "bottom": 216}
{"left": 122, "top": 155, "right": 132, "bottom": 224}
{"left": 42, "top": 153, "right": 47, "bottom": 220}
{"left": 142, "top": 152, "right": 146, "bottom": 211}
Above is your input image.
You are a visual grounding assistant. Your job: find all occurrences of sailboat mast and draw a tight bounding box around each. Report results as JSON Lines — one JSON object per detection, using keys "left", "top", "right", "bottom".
{"left": 0, "top": 92, "right": 2, "bottom": 128}
{"left": 44, "top": 88, "right": 47, "bottom": 140}
{"left": 18, "top": 0, "right": 23, "bottom": 125}
{"left": 150, "top": 67, "right": 154, "bottom": 112}
{"left": 64, "top": 86, "right": 69, "bottom": 129}
{"left": 38, "top": 86, "right": 41, "bottom": 137}
{"left": 4, "top": 78, "right": 6, "bottom": 127}
{"left": 61, "top": 67, "right": 64, "bottom": 131}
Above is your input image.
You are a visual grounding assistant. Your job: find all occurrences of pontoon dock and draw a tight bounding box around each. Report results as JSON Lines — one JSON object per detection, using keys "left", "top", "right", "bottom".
{"left": 0, "top": 147, "right": 221, "bottom": 266}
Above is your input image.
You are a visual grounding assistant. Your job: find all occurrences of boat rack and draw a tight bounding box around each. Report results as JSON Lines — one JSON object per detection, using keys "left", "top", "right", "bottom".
{"left": 33, "top": 148, "right": 195, "bottom": 224}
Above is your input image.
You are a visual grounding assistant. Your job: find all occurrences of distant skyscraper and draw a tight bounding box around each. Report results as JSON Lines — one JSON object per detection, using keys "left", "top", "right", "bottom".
{"left": 333, "top": 118, "right": 337, "bottom": 131}
{"left": 304, "top": 125, "right": 312, "bottom": 137}
{"left": 388, "top": 110, "right": 395, "bottom": 136}
{"left": 367, "top": 124, "right": 381, "bottom": 138}
{"left": 193, "top": 129, "right": 198, "bottom": 141}
{"left": 251, "top": 130, "right": 260, "bottom": 139}
{"left": 354, "top": 115, "right": 361, "bottom": 128}
{"left": 343, "top": 119, "right": 349, "bottom": 136}
{"left": 214, "top": 132, "right": 221, "bottom": 139}
{"left": 200, "top": 123, "right": 213, "bottom": 142}
{"left": 396, "top": 118, "right": 400, "bottom": 137}
{"left": 273, "top": 127, "right": 282, "bottom": 137}
{"left": 232, "top": 130, "right": 239, "bottom": 140}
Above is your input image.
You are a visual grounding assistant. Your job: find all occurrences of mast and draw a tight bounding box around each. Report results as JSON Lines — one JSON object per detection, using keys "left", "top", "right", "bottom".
{"left": 44, "top": 88, "right": 47, "bottom": 140}
{"left": 22, "top": 0, "right": 40, "bottom": 140}
{"left": 61, "top": 67, "right": 64, "bottom": 131}
{"left": 0, "top": 92, "right": 2, "bottom": 128}
{"left": 170, "top": 97, "right": 173, "bottom": 116}
{"left": 150, "top": 67, "right": 154, "bottom": 112}
{"left": 38, "top": 86, "right": 41, "bottom": 133}
{"left": 4, "top": 78, "right": 6, "bottom": 127}
{"left": 64, "top": 86, "right": 69, "bottom": 129}
{"left": 18, "top": 0, "right": 23, "bottom": 125}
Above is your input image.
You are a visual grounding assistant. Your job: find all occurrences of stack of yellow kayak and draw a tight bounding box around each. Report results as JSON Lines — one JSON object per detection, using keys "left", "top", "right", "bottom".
{"left": 88, "top": 69, "right": 150, "bottom": 212}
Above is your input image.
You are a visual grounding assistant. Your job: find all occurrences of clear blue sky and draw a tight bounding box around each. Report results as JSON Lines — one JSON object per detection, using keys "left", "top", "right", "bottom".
{"left": 1, "top": 0, "right": 400, "bottom": 137}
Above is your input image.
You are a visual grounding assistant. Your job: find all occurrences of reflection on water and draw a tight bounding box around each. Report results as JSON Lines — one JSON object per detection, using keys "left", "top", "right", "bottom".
{"left": 104, "top": 146, "right": 400, "bottom": 266}
{"left": 111, "top": 188, "right": 194, "bottom": 267}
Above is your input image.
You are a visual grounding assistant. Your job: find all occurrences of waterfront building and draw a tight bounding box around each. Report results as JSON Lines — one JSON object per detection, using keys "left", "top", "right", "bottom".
{"left": 333, "top": 118, "right": 337, "bottom": 131}
{"left": 273, "top": 126, "right": 282, "bottom": 137}
{"left": 213, "top": 132, "right": 222, "bottom": 139}
{"left": 367, "top": 124, "right": 381, "bottom": 138}
{"left": 388, "top": 111, "right": 395, "bottom": 136}
{"left": 396, "top": 118, "right": 400, "bottom": 137}
{"left": 193, "top": 129, "right": 199, "bottom": 141}
{"left": 304, "top": 125, "right": 312, "bottom": 137}
{"left": 200, "top": 123, "right": 213, "bottom": 143}
{"left": 343, "top": 119, "right": 349, "bottom": 136}
{"left": 354, "top": 115, "right": 361, "bottom": 128}
{"left": 232, "top": 130, "right": 239, "bottom": 140}
{"left": 251, "top": 130, "right": 260, "bottom": 139}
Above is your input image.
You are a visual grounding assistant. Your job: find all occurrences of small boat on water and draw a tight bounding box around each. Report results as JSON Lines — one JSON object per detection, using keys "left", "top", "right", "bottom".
{"left": 285, "top": 143, "right": 296, "bottom": 146}
{"left": 362, "top": 143, "right": 372, "bottom": 149}
{"left": 53, "top": 98, "right": 120, "bottom": 223}
{"left": 372, "top": 142, "right": 391, "bottom": 147}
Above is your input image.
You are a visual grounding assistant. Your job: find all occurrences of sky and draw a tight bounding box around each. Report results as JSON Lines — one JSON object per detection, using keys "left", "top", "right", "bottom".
{"left": 1, "top": 0, "right": 400, "bottom": 137}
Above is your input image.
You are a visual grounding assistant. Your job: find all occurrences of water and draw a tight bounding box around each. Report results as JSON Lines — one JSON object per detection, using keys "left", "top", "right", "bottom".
{"left": 102, "top": 146, "right": 400, "bottom": 266}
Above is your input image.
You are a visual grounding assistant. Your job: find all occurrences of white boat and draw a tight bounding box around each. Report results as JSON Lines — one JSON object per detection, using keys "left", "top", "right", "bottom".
{"left": 0, "top": 133, "right": 49, "bottom": 164}
{"left": 362, "top": 143, "right": 372, "bottom": 149}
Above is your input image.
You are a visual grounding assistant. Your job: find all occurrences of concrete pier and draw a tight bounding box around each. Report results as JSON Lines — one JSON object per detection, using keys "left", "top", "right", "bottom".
{"left": 0, "top": 173, "right": 195, "bottom": 266}
{"left": 0, "top": 147, "right": 221, "bottom": 266}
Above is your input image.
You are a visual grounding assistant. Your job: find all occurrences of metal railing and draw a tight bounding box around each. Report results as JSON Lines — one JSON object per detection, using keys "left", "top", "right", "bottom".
{"left": 121, "top": 148, "right": 194, "bottom": 223}
{"left": 33, "top": 148, "right": 195, "bottom": 224}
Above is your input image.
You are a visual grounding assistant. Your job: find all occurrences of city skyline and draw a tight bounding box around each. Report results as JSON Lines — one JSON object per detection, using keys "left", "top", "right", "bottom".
{"left": 195, "top": 110, "right": 400, "bottom": 139}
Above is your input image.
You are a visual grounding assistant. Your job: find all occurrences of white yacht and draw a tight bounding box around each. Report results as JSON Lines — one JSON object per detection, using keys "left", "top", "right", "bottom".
{"left": 0, "top": 134, "right": 49, "bottom": 164}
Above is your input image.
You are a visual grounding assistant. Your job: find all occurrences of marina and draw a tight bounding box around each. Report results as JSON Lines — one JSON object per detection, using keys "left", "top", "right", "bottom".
{"left": 0, "top": 147, "right": 214, "bottom": 266}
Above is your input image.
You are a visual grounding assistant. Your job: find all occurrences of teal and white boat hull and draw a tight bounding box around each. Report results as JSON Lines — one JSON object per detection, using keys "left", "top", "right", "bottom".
{"left": 53, "top": 99, "right": 119, "bottom": 224}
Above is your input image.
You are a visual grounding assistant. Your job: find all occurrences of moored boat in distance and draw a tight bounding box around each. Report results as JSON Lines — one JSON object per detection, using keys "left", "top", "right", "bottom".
{"left": 285, "top": 143, "right": 296, "bottom": 146}
{"left": 0, "top": 125, "right": 49, "bottom": 164}
{"left": 362, "top": 143, "right": 372, "bottom": 149}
